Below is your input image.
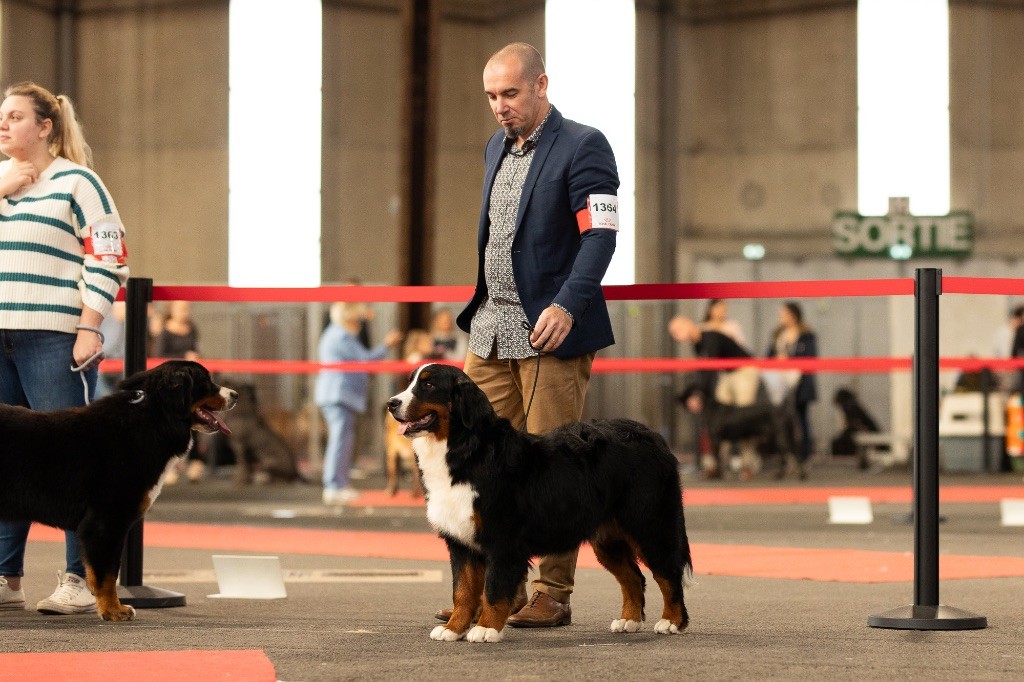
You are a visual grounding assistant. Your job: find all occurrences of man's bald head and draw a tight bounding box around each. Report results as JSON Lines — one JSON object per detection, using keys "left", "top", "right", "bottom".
{"left": 486, "top": 42, "right": 546, "bottom": 82}
{"left": 483, "top": 42, "right": 550, "bottom": 145}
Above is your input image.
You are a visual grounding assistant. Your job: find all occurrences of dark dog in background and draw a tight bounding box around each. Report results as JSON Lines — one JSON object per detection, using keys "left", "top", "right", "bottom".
{"left": 680, "top": 382, "right": 792, "bottom": 479}
{"left": 0, "top": 361, "right": 235, "bottom": 621}
{"left": 388, "top": 364, "right": 692, "bottom": 643}
{"left": 205, "top": 382, "right": 303, "bottom": 485}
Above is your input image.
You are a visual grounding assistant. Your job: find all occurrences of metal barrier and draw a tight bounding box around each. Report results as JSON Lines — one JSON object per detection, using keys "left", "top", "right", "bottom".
{"left": 113, "top": 269, "right": 1013, "bottom": 628}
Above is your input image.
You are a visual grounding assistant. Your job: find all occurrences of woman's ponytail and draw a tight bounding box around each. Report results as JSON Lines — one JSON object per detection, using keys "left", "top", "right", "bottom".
{"left": 53, "top": 94, "right": 93, "bottom": 168}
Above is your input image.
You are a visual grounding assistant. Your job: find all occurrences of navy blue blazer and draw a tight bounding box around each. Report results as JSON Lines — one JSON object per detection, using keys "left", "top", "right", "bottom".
{"left": 456, "top": 107, "right": 619, "bottom": 359}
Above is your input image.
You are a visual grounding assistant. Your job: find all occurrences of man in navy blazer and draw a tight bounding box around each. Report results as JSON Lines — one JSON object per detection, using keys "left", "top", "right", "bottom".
{"left": 456, "top": 72, "right": 618, "bottom": 360}
{"left": 444, "top": 42, "right": 618, "bottom": 630}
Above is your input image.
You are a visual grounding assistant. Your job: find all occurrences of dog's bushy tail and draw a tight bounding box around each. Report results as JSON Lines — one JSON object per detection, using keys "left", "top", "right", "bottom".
{"left": 679, "top": 495, "right": 696, "bottom": 589}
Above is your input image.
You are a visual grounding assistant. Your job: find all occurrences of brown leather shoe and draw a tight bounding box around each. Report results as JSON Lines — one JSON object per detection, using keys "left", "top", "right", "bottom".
{"left": 506, "top": 591, "right": 571, "bottom": 628}
{"left": 434, "top": 587, "right": 529, "bottom": 622}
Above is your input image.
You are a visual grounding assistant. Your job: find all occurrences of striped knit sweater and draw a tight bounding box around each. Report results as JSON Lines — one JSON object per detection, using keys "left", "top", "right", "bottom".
{"left": 0, "top": 156, "right": 129, "bottom": 333}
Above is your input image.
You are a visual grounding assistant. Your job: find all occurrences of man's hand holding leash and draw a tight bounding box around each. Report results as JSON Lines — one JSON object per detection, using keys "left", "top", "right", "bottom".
{"left": 529, "top": 305, "right": 573, "bottom": 353}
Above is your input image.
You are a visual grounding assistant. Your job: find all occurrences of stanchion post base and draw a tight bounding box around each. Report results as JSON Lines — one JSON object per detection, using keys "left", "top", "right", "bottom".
{"left": 117, "top": 585, "right": 186, "bottom": 609}
{"left": 868, "top": 604, "right": 987, "bottom": 630}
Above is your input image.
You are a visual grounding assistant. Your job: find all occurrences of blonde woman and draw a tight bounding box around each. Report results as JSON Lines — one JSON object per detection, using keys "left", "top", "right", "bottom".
{"left": 0, "top": 82, "right": 128, "bottom": 615}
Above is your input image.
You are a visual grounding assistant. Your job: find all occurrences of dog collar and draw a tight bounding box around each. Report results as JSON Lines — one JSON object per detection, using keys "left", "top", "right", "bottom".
{"left": 128, "top": 390, "right": 145, "bottom": 404}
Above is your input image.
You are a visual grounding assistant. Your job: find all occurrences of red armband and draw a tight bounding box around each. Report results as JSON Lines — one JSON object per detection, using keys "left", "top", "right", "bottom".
{"left": 576, "top": 194, "right": 619, "bottom": 234}
{"left": 83, "top": 217, "right": 128, "bottom": 265}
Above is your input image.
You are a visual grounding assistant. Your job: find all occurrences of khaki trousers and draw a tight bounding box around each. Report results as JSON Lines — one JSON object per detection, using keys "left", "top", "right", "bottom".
{"left": 463, "top": 349, "right": 595, "bottom": 604}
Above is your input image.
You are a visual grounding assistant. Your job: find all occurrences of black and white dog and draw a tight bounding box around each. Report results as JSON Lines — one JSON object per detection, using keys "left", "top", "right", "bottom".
{"left": 388, "top": 363, "right": 692, "bottom": 643}
{"left": 0, "top": 361, "right": 236, "bottom": 621}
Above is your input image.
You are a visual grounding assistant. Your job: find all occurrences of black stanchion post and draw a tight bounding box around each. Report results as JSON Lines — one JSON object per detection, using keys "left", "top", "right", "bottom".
{"left": 868, "top": 268, "right": 986, "bottom": 630}
{"left": 117, "top": 277, "right": 186, "bottom": 609}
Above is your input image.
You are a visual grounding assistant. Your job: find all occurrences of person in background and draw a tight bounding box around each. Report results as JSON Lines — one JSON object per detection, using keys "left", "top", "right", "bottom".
{"left": 669, "top": 311, "right": 756, "bottom": 478}
{"left": 151, "top": 300, "right": 199, "bottom": 361}
{"left": 429, "top": 308, "right": 466, "bottom": 361}
{"left": 403, "top": 328, "right": 436, "bottom": 364}
{"left": 151, "top": 300, "right": 202, "bottom": 482}
{"left": 766, "top": 302, "right": 818, "bottom": 480}
{"left": 316, "top": 302, "right": 401, "bottom": 506}
{"left": 147, "top": 302, "right": 166, "bottom": 356}
{"left": 992, "top": 306, "right": 1024, "bottom": 390}
{"left": 1013, "top": 312, "right": 1024, "bottom": 393}
{"left": 670, "top": 299, "right": 756, "bottom": 409}
{"left": 340, "top": 278, "right": 377, "bottom": 479}
{"left": 704, "top": 298, "right": 746, "bottom": 344}
{"left": 992, "top": 306, "right": 1023, "bottom": 359}
{"left": 0, "top": 81, "right": 129, "bottom": 616}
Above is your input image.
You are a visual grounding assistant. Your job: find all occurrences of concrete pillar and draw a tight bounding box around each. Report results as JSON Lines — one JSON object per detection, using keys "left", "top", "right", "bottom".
{"left": 398, "top": 0, "right": 439, "bottom": 330}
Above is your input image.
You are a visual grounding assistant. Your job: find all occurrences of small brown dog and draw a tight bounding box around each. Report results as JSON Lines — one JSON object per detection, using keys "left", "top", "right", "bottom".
{"left": 385, "top": 412, "right": 423, "bottom": 497}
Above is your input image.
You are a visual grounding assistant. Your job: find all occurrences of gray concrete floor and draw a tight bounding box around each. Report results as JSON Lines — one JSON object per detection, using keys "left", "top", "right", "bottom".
{"left": 4, "top": 461, "right": 1024, "bottom": 681}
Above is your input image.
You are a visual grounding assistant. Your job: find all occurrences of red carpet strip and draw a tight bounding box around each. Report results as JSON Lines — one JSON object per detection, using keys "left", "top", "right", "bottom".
{"left": 0, "top": 649, "right": 276, "bottom": 682}
{"left": 27, "top": 522, "right": 1024, "bottom": 584}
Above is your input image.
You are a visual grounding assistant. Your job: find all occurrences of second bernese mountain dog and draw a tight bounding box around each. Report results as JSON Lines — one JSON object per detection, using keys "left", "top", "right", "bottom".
{"left": 0, "top": 361, "right": 236, "bottom": 621}
{"left": 388, "top": 363, "right": 692, "bottom": 643}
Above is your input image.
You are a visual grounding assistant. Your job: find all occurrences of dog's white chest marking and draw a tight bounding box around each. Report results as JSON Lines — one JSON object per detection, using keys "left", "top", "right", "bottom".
{"left": 146, "top": 438, "right": 192, "bottom": 511}
{"left": 415, "top": 438, "right": 479, "bottom": 550}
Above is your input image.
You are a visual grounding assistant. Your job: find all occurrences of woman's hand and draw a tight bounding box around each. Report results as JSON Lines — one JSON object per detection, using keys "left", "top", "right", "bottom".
{"left": 0, "top": 160, "right": 38, "bottom": 197}
{"left": 73, "top": 328, "right": 105, "bottom": 370}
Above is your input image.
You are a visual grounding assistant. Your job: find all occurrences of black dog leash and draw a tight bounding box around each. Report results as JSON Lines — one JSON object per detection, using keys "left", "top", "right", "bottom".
{"left": 520, "top": 320, "right": 542, "bottom": 432}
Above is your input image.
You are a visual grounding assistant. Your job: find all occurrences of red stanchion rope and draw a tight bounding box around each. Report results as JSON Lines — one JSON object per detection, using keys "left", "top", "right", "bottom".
{"left": 944, "top": 276, "right": 1024, "bottom": 296}
{"left": 106, "top": 276, "right": 1024, "bottom": 304}
{"left": 141, "top": 278, "right": 914, "bottom": 304}
{"left": 103, "top": 276, "right": 1024, "bottom": 375}
{"left": 97, "top": 356, "right": 1024, "bottom": 375}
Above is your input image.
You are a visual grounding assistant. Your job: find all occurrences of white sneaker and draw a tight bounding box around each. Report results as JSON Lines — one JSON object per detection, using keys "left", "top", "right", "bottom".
{"left": 322, "top": 487, "right": 361, "bottom": 506}
{"left": 0, "top": 577, "right": 27, "bottom": 611}
{"left": 36, "top": 572, "right": 97, "bottom": 615}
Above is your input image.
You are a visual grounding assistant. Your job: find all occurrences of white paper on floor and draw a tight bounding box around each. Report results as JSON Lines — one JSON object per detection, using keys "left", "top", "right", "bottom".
{"left": 999, "top": 499, "right": 1024, "bottom": 527}
{"left": 208, "top": 555, "right": 287, "bottom": 599}
{"left": 827, "top": 496, "right": 874, "bottom": 524}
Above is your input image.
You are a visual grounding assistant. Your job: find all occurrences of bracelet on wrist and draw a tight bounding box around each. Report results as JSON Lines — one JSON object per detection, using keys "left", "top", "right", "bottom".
{"left": 75, "top": 324, "right": 106, "bottom": 344}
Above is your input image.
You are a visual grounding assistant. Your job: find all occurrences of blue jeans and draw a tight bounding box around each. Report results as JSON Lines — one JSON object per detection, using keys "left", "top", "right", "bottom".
{"left": 320, "top": 404, "right": 357, "bottom": 491}
{"left": 0, "top": 330, "right": 96, "bottom": 578}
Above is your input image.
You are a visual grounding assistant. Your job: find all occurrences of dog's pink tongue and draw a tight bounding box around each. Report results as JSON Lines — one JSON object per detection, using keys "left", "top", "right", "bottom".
{"left": 209, "top": 411, "right": 232, "bottom": 436}
{"left": 396, "top": 422, "right": 409, "bottom": 436}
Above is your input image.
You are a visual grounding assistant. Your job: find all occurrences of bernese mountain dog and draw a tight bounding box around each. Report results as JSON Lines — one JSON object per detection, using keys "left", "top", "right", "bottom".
{"left": 0, "top": 361, "right": 236, "bottom": 621}
{"left": 387, "top": 363, "right": 692, "bottom": 643}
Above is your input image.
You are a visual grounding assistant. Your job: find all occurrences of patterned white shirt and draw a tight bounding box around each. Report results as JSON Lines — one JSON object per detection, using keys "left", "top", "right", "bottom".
{"left": 469, "top": 108, "right": 552, "bottom": 359}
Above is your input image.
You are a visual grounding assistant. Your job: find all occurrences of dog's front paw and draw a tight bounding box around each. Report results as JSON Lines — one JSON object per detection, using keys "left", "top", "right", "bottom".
{"left": 430, "top": 625, "right": 465, "bottom": 641}
{"left": 466, "top": 625, "right": 503, "bottom": 643}
{"left": 610, "top": 618, "right": 642, "bottom": 633}
{"left": 100, "top": 604, "right": 136, "bottom": 622}
{"left": 654, "top": 619, "right": 682, "bottom": 634}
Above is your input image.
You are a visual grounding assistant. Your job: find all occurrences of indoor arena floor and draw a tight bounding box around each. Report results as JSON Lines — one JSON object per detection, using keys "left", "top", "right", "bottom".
{"left": 3, "top": 461, "right": 1023, "bottom": 681}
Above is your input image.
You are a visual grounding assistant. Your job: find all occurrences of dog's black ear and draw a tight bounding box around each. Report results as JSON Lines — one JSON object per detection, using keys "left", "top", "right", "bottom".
{"left": 453, "top": 375, "right": 492, "bottom": 431}
{"left": 169, "top": 366, "right": 196, "bottom": 413}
